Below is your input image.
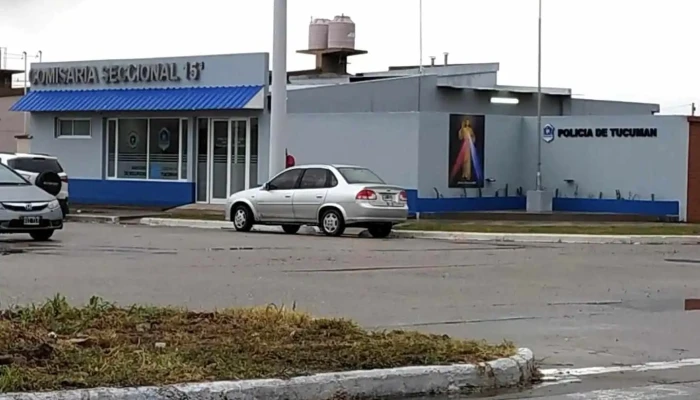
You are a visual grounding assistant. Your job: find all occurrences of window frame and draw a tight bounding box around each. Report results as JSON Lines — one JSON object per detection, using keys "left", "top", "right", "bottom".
{"left": 337, "top": 167, "right": 386, "bottom": 185}
{"left": 298, "top": 168, "right": 332, "bottom": 190}
{"left": 267, "top": 168, "right": 304, "bottom": 190}
{"left": 105, "top": 117, "right": 189, "bottom": 182}
{"left": 55, "top": 118, "right": 92, "bottom": 139}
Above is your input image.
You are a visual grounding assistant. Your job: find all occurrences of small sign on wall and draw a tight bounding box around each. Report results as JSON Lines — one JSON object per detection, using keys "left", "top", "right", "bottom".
{"left": 543, "top": 124, "right": 555, "bottom": 143}
{"left": 543, "top": 124, "right": 658, "bottom": 142}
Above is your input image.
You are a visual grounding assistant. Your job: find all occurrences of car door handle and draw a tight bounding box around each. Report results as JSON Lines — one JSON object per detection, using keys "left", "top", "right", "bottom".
{"left": 316, "top": 195, "right": 323, "bottom": 199}
{"left": 285, "top": 195, "right": 291, "bottom": 198}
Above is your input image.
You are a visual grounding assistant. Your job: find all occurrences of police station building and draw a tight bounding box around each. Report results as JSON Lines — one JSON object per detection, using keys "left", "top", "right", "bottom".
{"left": 10, "top": 52, "right": 700, "bottom": 222}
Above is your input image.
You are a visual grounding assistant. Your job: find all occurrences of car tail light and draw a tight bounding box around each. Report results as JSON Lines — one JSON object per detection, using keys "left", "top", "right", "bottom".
{"left": 398, "top": 190, "right": 407, "bottom": 202}
{"left": 61, "top": 176, "right": 68, "bottom": 182}
{"left": 356, "top": 189, "right": 377, "bottom": 201}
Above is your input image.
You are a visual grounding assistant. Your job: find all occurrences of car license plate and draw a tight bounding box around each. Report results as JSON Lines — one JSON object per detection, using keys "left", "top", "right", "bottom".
{"left": 22, "top": 216, "right": 40, "bottom": 226}
{"left": 382, "top": 194, "right": 394, "bottom": 201}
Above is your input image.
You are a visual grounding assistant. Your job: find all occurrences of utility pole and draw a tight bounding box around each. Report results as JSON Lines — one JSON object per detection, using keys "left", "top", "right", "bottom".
{"left": 269, "top": 0, "right": 288, "bottom": 178}
{"left": 22, "top": 51, "right": 28, "bottom": 137}
{"left": 526, "top": 0, "right": 553, "bottom": 213}
{"left": 535, "top": 0, "right": 543, "bottom": 191}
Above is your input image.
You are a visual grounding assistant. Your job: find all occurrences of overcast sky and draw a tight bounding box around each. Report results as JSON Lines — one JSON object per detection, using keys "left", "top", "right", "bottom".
{"left": 1, "top": 0, "right": 697, "bottom": 114}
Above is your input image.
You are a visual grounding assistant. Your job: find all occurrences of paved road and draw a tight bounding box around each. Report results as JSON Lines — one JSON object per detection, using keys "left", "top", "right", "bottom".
{"left": 3, "top": 222, "right": 700, "bottom": 397}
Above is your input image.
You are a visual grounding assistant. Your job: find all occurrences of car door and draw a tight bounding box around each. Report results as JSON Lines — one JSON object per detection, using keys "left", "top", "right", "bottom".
{"left": 292, "top": 168, "right": 332, "bottom": 222}
{"left": 255, "top": 168, "right": 303, "bottom": 221}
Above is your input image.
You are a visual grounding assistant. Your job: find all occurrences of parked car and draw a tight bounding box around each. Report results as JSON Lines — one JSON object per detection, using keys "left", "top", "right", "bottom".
{"left": 225, "top": 164, "right": 408, "bottom": 237}
{"left": 0, "top": 162, "right": 64, "bottom": 241}
{"left": 0, "top": 152, "right": 69, "bottom": 216}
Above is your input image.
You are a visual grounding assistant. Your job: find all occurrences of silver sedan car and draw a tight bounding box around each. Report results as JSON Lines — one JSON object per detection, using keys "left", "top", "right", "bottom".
{"left": 0, "top": 162, "right": 64, "bottom": 241}
{"left": 225, "top": 164, "right": 408, "bottom": 237}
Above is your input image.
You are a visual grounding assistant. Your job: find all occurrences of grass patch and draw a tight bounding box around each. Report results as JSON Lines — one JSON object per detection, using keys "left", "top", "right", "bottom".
{"left": 0, "top": 295, "right": 515, "bottom": 393}
{"left": 397, "top": 221, "right": 700, "bottom": 235}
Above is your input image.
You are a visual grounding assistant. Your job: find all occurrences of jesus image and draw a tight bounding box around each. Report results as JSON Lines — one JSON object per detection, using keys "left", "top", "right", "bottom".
{"left": 458, "top": 119, "right": 476, "bottom": 181}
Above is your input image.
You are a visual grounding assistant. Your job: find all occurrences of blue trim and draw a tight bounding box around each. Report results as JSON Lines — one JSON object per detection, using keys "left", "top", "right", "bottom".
{"left": 406, "top": 189, "right": 680, "bottom": 217}
{"left": 406, "top": 190, "right": 524, "bottom": 214}
{"left": 553, "top": 198, "right": 679, "bottom": 217}
{"left": 10, "top": 86, "right": 264, "bottom": 112}
{"left": 70, "top": 179, "right": 194, "bottom": 207}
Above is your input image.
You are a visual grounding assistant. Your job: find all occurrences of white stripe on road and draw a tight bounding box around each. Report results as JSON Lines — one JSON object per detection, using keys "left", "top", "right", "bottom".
{"left": 562, "top": 384, "right": 694, "bottom": 399}
{"left": 541, "top": 358, "right": 700, "bottom": 379}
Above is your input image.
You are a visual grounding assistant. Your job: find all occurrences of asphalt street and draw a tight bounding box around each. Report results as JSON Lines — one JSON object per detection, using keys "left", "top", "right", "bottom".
{"left": 2, "top": 222, "right": 700, "bottom": 398}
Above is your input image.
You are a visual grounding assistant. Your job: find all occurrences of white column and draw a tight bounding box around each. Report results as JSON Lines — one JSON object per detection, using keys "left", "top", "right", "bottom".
{"left": 269, "top": 0, "right": 288, "bottom": 178}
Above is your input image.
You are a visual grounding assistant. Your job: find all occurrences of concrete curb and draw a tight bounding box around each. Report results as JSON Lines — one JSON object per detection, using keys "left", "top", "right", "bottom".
{"left": 139, "top": 217, "right": 322, "bottom": 234}
{"left": 138, "top": 218, "right": 700, "bottom": 244}
{"left": 391, "top": 230, "right": 700, "bottom": 245}
{"left": 65, "top": 214, "right": 121, "bottom": 224}
{"left": 0, "top": 348, "right": 535, "bottom": 400}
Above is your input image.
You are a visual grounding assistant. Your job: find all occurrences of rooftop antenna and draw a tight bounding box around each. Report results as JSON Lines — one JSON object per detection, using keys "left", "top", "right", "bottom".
{"left": 418, "top": 0, "right": 424, "bottom": 74}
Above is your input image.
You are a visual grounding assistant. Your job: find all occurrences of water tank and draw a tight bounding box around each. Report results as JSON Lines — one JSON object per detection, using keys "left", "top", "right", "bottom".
{"left": 328, "top": 15, "right": 356, "bottom": 49}
{"left": 308, "top": 18, "right": 330, "bottom": 50}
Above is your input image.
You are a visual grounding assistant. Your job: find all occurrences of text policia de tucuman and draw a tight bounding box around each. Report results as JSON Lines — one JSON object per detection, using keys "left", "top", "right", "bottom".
{"left": 557, "top": 127, "right": 658, "bottom": 138}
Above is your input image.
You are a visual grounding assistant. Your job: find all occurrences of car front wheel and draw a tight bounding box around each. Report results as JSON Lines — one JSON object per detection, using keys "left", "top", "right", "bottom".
{"left": 30, "top": 230, "right": 54, "bottom": 241}
{"left": 320, "top": 209, "right": 345, "bottom": 237}
{"left": 368, "top": 224, "right": 392, "bottom": 238}
{"left": 232, "top": 204, "right": 254, "bottom": 232}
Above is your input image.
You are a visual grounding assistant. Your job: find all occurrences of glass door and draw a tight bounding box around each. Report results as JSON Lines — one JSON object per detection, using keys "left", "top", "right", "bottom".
{"left": 230, "top": 119, "right": 248, "bottom": 195}
{"left": 210, "top": 119, "right": 230, "bottom": 202}
{"left": 196, "top": 118, "right": 209, "bottom": 202}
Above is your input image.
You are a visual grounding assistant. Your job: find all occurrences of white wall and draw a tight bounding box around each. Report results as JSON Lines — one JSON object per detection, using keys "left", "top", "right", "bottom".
{"left": 29, "top": 113, "right": 104, "bottom": 179}
{"left": 286, "top": 112, "right": 420, "bottom": 189}
{"left": 521, "top": 115, "right": 689, "bottom": 219}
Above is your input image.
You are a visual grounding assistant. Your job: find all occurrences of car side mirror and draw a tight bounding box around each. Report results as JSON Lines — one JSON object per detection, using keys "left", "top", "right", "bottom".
{"left": 262, "top": 183, "right": 270, "bottom": 191}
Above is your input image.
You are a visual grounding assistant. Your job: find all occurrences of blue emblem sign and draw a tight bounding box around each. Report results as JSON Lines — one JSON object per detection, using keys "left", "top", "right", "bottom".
{"left": 158, "top": 128, "right": 171, "bottom": 151}
{"left": 543, "top": 124, "right": 555, "bottom": 143}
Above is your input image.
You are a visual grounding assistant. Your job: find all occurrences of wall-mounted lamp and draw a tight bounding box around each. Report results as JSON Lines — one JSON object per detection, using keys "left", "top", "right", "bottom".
{"left": 564, "top": 179, "right": 575, "bottom": 184}
{"left": 485, "top": 178, "right": 497, "bottom": 183}
{"left": 490, "top": 97, "right": 519, "bottom": 105}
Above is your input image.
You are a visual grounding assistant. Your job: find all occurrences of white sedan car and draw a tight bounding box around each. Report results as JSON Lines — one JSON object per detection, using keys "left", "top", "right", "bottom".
{"left": 225, "top": 164, "right": 408, "bottom": 237}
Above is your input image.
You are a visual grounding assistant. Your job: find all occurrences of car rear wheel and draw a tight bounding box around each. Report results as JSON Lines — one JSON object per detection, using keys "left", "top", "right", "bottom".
{"left": 282, "top": 225, "right": 300, "bottom": 234}
{"left": 30, "top": 230, "right": 54, "bottom": 242}
{"left": 232, "top": 204, "right": 254, "bottom": 232}
{"left": 368, "top": 224, "right": 392, "bottom": 238}
{"left": 320, "top": 208, "right": 345, "bottom": 237}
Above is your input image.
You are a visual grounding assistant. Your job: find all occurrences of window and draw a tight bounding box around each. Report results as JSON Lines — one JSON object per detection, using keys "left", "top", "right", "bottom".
{"left": 106, "top": 118, "right": 189, "bottom": 181}
{"left": 117, "top": 118, "right": 148, "bottom": 179}
{"left": 268, "top": 169, "right": 302, "bottom": 190}
{"left": 337, "top": 167, "right": 385, "bottom": 184}
{"left": 299, "top": 168, "right": 330, "bottom": 189}
{"left": 0, "top": 163, "right": 30, "bottom": 185}
{"left": 8, "top": 157, "right": 63, "bottom": 174}
{"left": 56, "top": 119, "right": 91, "bottom": 138}
{"left": 148, "top": 119, "right": 180, "bottom": 180}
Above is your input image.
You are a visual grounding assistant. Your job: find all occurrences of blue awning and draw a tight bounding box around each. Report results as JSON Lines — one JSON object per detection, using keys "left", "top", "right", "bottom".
{"left": 10, "top": 85, "right": 264, "bottom": 112}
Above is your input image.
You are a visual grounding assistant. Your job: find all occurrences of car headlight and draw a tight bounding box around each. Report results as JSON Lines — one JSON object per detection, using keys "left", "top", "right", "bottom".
{"left": 48, "top": 200, "right": 60, "bottom": 210}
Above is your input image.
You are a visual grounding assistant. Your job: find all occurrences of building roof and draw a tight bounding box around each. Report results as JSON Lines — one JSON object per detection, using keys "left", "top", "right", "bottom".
{"left": 439, "top": 83, "right": 572, "bottom": 96}
{"left": 10, "top": 86, "right": 264, "bottom": 112}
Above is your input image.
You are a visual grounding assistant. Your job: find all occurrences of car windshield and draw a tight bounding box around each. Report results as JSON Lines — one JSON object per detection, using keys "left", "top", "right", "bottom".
{"left": 337, "top": 167, "right": 385, "bottom": 184}
{"left": 0, "top": 163, "right": 30, "bottom": 185}
{"left": 8, "top": 157, "right": 64, "bottom": 174}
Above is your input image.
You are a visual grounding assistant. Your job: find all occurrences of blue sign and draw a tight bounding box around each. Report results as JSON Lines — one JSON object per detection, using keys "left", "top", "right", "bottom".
{"left": 543, "top": 124, "right": 555, "bottom": 143}
{"left": 158, "top": 128, "right": 171, "bottom": 151}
